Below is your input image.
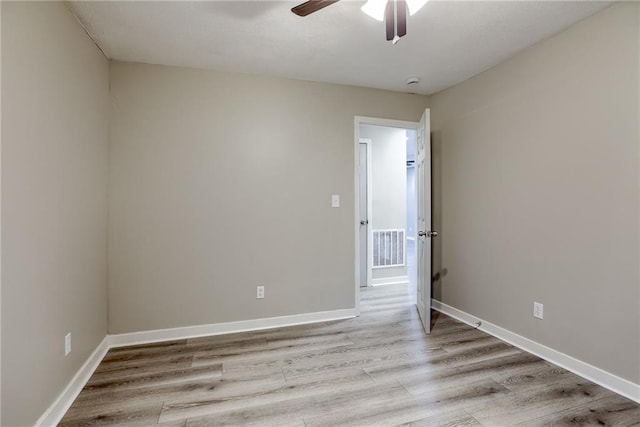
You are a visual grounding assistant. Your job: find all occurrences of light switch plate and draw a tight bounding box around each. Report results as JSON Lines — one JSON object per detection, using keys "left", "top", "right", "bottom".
{"left": 533, "top": 302, "right": 544, "bottom": 319}
{"left": 331, "top": 194, "right": 340, "bottom": 208}
{"left": 65, "top": 333, "right": 71, "bottom": 356}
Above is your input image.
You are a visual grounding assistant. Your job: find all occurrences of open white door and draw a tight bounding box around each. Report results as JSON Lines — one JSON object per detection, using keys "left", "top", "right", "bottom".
{"left": 416, "top": 109, "right": 433, "bottom": 334}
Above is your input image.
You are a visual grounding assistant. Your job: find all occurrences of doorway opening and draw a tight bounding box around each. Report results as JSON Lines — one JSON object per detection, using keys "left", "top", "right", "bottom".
{"left": 358, "top": 125, "right": 417, "bottom": 295}
{"left": 355, "top": 111, "right": 432, "bottom": 334}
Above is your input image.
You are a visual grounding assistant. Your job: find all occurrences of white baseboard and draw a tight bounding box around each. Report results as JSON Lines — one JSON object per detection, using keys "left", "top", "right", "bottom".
{"left": 109, "top": 308, "right": 358, "bottom": 348}
{"left": 371, "top": 275, "right": 409, "bottom": 287}
{"left": 35, "top": 336, "right": 110, "bottom": 427}
{"left": 431, "top": 299, "right": 640, "bottom": 404}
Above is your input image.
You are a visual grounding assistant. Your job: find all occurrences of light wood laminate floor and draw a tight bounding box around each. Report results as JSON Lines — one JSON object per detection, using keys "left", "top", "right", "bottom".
{"left": 60, "top": 284, "right": 640, "bottom": 426}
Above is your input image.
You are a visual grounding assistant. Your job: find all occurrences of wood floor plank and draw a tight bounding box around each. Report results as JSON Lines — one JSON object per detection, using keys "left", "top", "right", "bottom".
{"left": 281, "top": 345, "right": 445, "bottom": 381}
{"left": 158, "top": 421, "right": 188, "bottom": 427}
{"left": 303, "top": 378, "right": 510, "bottom": 426}
{"left": 160, "top": 369, "right": 287, "bottom": 408}
{"left": 464, "top": 376, "right": 616, "bottom": 425}
{"left": 59, "top": 283, "right": 640, "bottom": 426}
{"left": 398, "top": 409, "right": 482, "bottom": 426}
{"left": 398, "top": 352, "right": 544, "bottom": 397}
{"left": 492, "top": 359, "right": 576, "bottom": 391}
{"left": 69, "top": 378, "right": 229, "bottom": 409}
{"left": 278, "top": 333, "right": 443, "bottom": 380}
{"left": 515, "top": 395, "right": 640, "bottom": 426}
{"left": 59, "top": 400, "right": 163, "bottom": 426}
{"left": 364, "top": 340, "right": 521, "bottom": 383}
{"left": 104, "top": 340, "right": 188, "bottom": 361}
{"left": 90, "top": 356, "right": 195, "bottom": 383}
{"left": 186, "top": 322, "right": 331, "bottom": 347}
{"left": 191, "top": 334, "right": 354, "bottom": 368}
{"left": 184, "top": 380, "right": 409, "bottom": 427}
{"left": 94, "top": 352, "right": 194, "bottom": 375}
{"left": 158, "top": 369, "right": 375, "bottom": 423}
{"left": 85, "top": 364, "right": 223, "bottom": 391}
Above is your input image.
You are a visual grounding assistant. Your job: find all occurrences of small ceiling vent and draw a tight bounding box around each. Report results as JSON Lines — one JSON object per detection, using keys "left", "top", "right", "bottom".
{"left": 406, "top": 76, "right": 420, "bottom": 86}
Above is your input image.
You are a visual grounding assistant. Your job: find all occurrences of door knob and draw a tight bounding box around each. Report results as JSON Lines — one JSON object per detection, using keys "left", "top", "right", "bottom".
{"left": 418, "top": 230, "right": 427, "bottom": 237}
{"left": 360, "top": 220, "right": 369, "bottom": 225}
{"left": 427, "top": 230, "right": 438, "bottom": 238}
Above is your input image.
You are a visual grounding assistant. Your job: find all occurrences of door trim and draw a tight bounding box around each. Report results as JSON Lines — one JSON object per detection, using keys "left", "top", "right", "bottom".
{"left": 353, "top": 116, "right": 419, "bottom": 314}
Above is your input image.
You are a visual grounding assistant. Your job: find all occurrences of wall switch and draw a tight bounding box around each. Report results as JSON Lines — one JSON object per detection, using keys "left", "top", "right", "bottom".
{"left": 533, "top": 302, "right": 544, "bottom": 319}
{"left": 65, "top": 333, "right": 71, "bottom": 356}
{"left": 331, "top": 194, "right": 340, "bottom": 208}
{"left": 256, "top": 286, "right": 265, "bottom": 299}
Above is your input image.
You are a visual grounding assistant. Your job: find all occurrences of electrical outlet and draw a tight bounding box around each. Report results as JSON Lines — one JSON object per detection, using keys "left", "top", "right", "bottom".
{"left": 256, "top": 286, "right": 265, "bottom": 299}
{"left": 533, "top": 302, "right": 544, "bottom": 320}
{"left": 65, "top": 333, "right": 71, "bottom": 356}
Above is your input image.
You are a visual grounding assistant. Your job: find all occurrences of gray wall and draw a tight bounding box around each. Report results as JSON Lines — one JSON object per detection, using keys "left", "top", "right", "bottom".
{"left": 108, "top": 61, "right": 429, "bottom": 334}
{"left": 431, "top": 3, "right": 640, "bottom": 384}
{"left": 360, "top": 125, "right": 408, "bottom": 280}
{"left": 1, "top": 2, "right": 110, "bottom": 425}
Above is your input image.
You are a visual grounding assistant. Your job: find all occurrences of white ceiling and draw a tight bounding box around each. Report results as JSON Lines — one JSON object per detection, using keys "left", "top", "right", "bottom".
{"left": 68, "top": 1, "right": 611, "bottom": 95}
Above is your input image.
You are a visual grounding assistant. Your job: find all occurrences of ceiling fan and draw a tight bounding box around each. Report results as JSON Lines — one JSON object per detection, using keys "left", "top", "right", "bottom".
{"left": 291, "top": 0, "right": 428, "bottom": 44}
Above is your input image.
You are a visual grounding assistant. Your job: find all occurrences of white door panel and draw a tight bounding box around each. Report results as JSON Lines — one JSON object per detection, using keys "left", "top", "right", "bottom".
{"left": 416, "top": 109, "right": 432, "bottom": 334}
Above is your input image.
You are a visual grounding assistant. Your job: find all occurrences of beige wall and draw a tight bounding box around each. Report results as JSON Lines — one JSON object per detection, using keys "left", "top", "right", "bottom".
{"left": 431, "top": 3, "right": 640, "bottom": 384}
{"left": 108, "top": 61, "right": 429, "bottom": 334}
{"left": 1, "top": 2, "right": 109, "bottom": 425}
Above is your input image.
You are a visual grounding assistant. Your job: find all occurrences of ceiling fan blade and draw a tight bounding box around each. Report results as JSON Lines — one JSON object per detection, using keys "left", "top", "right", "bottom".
{"left": 385, "top": 0, "right": 394, "bottom": 41}
{"left": 291, "top": 0, "right": 339, "bottom": 17}
{"left": 397, "top": 0, "right": 407, "bottom": 37}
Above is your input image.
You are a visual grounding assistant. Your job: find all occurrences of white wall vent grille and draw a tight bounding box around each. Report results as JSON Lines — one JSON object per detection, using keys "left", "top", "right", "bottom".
{"left": 373, "top": 229, "right": 405, "bottom": 268}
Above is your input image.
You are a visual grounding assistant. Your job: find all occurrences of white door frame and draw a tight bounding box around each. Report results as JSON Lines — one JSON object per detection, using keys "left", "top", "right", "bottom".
{"left": 354, "top": 116, "right": 419, "bottom": 315}
{"left": 358, "top": 138, "right": 373, "bottom": 288}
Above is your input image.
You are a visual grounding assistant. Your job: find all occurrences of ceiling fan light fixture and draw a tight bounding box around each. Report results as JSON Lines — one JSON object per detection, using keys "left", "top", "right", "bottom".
{"left": 361, "top": 0, "right": 388, "bottom": 22}
{"left": 406, "top": 0, "right": 428, "bottom": 16}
